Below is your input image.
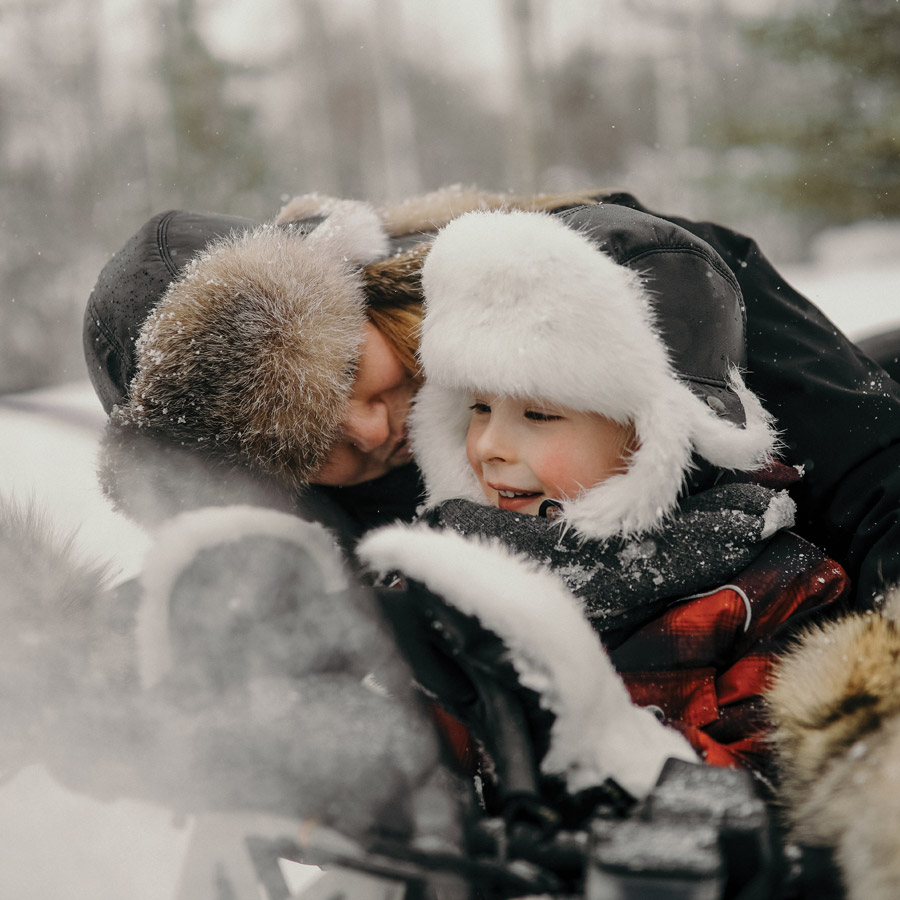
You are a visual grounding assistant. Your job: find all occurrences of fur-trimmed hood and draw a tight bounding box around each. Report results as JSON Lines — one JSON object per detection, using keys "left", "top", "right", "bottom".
{"left": 412, "top": 206, "right": 778, "bottom": 539}
{"left": 109, "top": 198, "right": 390, "bottom": 492}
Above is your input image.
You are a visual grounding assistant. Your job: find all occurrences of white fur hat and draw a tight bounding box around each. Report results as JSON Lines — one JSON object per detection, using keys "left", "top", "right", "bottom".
{"left": 412, "top": 206, "right": 777, "bottom": 539}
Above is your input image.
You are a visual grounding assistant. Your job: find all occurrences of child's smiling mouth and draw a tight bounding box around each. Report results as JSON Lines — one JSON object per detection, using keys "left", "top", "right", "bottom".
{"left": 489, "top": 483, "right": 543, "bottom": 512}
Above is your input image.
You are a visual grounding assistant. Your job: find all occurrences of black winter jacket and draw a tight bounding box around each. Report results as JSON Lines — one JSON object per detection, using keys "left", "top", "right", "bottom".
{"left": 606, "top": 193, "right": 900, "bottom": 609}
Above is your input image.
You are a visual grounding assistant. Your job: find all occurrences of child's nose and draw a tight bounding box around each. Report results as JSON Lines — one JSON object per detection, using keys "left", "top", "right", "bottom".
{"left": 476, "top": 419, "right": 515, "bottom": 463}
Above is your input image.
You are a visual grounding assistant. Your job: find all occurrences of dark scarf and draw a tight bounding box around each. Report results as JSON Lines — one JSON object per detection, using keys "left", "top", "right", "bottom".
{"left": 420, "top": 482, "right": 794, "bottom": 638}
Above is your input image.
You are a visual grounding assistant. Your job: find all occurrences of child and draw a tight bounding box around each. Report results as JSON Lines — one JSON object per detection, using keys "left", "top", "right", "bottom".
{"left": 359, "top": 204, "right": 849, "bottom": 801}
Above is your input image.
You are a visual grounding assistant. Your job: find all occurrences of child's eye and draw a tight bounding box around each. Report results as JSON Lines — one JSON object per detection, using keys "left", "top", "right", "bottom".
{"left": 525, "top": 410, "right": 562, "bottom": 422}
{"left": 469, "top": 401, "right": 491, "bottom": 414}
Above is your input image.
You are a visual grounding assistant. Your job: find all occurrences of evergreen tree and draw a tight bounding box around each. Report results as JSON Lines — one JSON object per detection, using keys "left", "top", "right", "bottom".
{"left": 731, "top": 0, "right": 900, "bottom": 221}
{"left": 156, "top": 0, "right": 267, "bottom": 212}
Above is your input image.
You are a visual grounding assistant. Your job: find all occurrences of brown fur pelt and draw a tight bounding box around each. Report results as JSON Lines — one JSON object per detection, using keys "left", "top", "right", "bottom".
{"left": 115, "top": 225, "right": 367, "bottom": 492}
{"left": 361, "top": 185, "right": 611, "bottom": 308}
{"left": 0, "top": 495, "right": 108, "bottom": 620}
{"left": 375, "top": 184, "right": 609, "bottom": 238}
{"left": 767, "top": 589, "right": 900, "bottom": 900}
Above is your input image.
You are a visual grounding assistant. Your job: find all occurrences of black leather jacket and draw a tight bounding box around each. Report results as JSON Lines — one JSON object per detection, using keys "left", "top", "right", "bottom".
{"left": 604, "top": 193, "right": 900, "bottom": 609}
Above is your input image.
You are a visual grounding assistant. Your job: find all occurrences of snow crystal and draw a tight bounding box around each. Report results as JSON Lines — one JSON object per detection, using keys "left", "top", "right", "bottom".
{"left": 617, "top": 537, "right": 658, "bottom": 564}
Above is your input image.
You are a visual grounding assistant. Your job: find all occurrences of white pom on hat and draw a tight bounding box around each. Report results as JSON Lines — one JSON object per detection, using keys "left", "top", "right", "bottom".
{"left": 276, "top": 193, "right": 390, "bottom": 266}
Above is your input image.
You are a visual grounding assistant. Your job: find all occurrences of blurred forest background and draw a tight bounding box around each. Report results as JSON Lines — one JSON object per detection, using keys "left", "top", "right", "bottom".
{"left": 0, "top": 0, "right": 897, "bottom": 393}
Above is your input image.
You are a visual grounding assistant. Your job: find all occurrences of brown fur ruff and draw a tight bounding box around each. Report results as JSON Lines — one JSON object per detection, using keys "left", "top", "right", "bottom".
{"left": 115, "top": 225, "right": 366, "bottom": 492}
{"left": 375, "top": 184, "right": 609, "bottom": 237}
{"left": 0, "top": 496, "right": 108, "bottom": 631}
{"left": 361, "top": 186, "right": 611, "bottom": 308}
{"left": 0, "top": 496, "right": 134, "bottom": 750}
{"left": 767, "top": 591, "right": 900, "bottom": 899}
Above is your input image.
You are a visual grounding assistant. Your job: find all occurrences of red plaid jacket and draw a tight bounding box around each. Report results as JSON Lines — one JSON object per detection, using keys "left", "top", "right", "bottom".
{"left": 607, "top": 529, "right": 849, "bottom": 771}
{"left": 433, "top": 529, "right": 849, "bottom": 781}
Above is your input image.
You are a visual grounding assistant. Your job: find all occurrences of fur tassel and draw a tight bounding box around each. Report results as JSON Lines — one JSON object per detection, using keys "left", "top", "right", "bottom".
{"left": 767, "top": 591, "right": 900, "bottom": 900}
{"left": 275, "top": 193, "right": 389, "bottom": 265}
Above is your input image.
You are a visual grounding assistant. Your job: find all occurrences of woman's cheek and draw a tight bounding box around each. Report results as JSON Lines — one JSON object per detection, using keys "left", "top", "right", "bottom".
{"left": 311, "top": 444, "right": 364, "bottom": 486}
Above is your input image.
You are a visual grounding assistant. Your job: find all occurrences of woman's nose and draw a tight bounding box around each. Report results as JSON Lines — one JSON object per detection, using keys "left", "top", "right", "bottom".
{"left": 342, "top": 402, "right": 391, "bottom": 453}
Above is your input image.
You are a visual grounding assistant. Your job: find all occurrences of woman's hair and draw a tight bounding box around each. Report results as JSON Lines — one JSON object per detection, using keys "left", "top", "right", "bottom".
{"left": 365, "top": 300, "right": 425, "bottom": 385}
{"left": 362, "top": 240, "right": 431, "bottom": 384}
{"left": 361, "top": 189, "right": 608, "bottom": 386}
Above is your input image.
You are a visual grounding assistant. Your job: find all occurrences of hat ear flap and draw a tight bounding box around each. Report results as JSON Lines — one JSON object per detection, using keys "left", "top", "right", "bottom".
{"left": 561, "top": 390, "right": 696, "bottom": 540}
{"left": 690, "top": 368, "right": 778, "bottom": 471}
{"left": 409, "top": 382, "right": 484, "bottom": 506}
{"left": 560, "top": 371, "right": 777, "bottom": 541}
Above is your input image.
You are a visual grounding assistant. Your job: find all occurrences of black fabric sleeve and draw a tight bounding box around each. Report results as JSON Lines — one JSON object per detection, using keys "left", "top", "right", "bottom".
{"left": 601, "top": 193, "right": 900, "bottom": 607}
{"left": 314, "top": 462, "right": 424, "bottom": 543}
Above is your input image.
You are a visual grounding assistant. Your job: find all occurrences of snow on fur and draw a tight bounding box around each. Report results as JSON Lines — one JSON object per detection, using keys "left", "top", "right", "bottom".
{"left": 761, "top": 488, "right": 796, "bottom": 539}
{"left": 414, "top": 209, "right": 777, "bottom": 539}
{"left": 118, "top": 223, "right": 367, "bottom": 489}
{"left": 358, "top": 523, "right": 696, "bottom": 798}
{"left": 138, "top": 506, "right": 347, "bottom": 689}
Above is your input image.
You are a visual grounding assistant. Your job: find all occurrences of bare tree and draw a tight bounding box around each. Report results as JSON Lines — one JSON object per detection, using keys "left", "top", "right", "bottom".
{"left": 368, "top": 0, "right": 422, "bottom": 201}
{"left": 502, "top": 0, "right": 544, "bottom": 192}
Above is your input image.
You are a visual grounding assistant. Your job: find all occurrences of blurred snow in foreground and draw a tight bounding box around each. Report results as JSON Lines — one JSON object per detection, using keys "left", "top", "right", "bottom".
{"left": 0, "top": 236, "right": 896, "bottom": 900}
{"left": 0, "top": 380, "right": 149, "bottom": 583}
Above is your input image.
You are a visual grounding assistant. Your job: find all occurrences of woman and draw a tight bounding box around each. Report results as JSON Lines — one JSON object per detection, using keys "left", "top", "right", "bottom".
{"left": 85, "top": 197, "right": 417, "bottom": 543}
{"left": 85, "top": 186, "right": 900, "bottom": 608}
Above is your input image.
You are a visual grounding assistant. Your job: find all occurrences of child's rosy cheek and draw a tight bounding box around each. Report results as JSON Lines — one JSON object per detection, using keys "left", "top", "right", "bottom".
{"left": 534, "top": 448, "right": 574, "bottom": 493}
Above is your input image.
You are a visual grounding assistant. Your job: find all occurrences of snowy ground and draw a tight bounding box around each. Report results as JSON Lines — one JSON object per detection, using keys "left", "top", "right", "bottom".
{"left": 787, "top": 218, "right": 900, "bottom": 339}
{"left": 0, "top": 243, "right": 897, "bottom": 899}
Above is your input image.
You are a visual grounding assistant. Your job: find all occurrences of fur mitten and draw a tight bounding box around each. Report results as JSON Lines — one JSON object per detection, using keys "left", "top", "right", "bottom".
{"left": 131, "top": 505, "right": 464, "bottom": 847}
{"left": 357, "top": 523, "right": 697, "bottom": 803}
